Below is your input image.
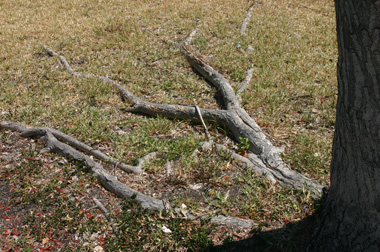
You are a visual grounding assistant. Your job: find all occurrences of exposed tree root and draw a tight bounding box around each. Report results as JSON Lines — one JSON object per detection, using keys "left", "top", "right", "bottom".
{"left": 92, "top": 196, "right": 119, "bottom": 235}
{"left": 134, "top": 152, "right": 158, "bottom": 173}
{"left": 237, "top": 68, "right": 254, "bottom": 98}
{"left": 211, "top": 215, "right": 256, "bottom": 229}
{"left": 0, "top": 8, "right": 328, "bottom": 239}
{"left": 240, "top": 3, "right": 258, "bottom": 35}
{"left": 180, "top": 18, "right": 200, "bottom": 47}
{"left": 0, "top": 121, "right": 166, "bottom": 211}
{"left": 6, "top": 121, "right": 141, "bottom": 175}
{"left": 182, "top": 44, "right": 324, "bottom": 196}
{"left": 1, "top": 121, "right": 265, "bottom": 232}
{"left": 195, "top": 140, "right": 276, "bottom": 184}
{"left": 40, "top": 41, "right": 325, "bottom": 198}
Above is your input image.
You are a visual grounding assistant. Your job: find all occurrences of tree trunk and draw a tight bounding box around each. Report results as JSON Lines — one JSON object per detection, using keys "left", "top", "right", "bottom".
{"left": 310, "top": 1, "right": 380, "bottom": 251}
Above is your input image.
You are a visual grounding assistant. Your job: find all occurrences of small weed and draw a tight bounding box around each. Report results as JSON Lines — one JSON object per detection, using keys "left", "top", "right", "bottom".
{"left": 237, "top": 136, "right": 250, "bottom": 153}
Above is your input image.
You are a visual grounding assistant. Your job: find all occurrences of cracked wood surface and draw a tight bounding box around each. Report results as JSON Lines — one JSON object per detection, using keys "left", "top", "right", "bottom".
{"left": 40, "top": 43, "right": 325, "bottom": 197}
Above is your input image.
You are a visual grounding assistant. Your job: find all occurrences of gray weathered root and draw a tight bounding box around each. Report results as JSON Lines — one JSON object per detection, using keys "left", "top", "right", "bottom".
{"left": 0, "top": 121, "right": 166, "bottom": 211}
{"left": 22, "top": 124, "right": 142, "bottom": 174}
{"left": 0, "top": 121, "right": 261, "bottom": 229}
{"left": 181, "top": 44, "right": 325, "bottom": 197}
{"left": 40, "top": 41, "right": 325, "bottom": 198}
{"left": 240, "top": 3, "right": 256, "bottom": 35}
{"left": 92, "top": 196, "right": 119, "bottom": 235}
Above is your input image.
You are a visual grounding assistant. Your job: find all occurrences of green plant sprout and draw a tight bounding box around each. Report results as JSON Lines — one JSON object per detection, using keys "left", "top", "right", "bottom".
{"left": 237, "top": 137, "right": 250, "bottom": 153}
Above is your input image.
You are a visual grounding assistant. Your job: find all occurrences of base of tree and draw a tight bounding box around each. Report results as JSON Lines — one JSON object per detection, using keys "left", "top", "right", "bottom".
{"left": 309, "top": 196, "right": 380, "bottom": 252}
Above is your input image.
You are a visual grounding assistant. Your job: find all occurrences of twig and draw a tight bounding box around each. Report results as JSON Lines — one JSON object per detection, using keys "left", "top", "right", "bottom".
{"left": 287, "top": 94, "right": 312, "bottom": 100}
{"left": 193, "top": 99, "right": 211, "bottom": 140}
{"left": 165, "top": 161, "right": 172, "bottom": 177}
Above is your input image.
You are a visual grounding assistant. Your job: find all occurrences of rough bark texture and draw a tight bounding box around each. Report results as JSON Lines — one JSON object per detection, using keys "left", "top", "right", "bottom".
{"left": 42, "top": 44, "right": 325, "bottom": 197}
{"left": 21, "top": 126, "right": 142, "bottom": 175}
{"left": 310, "top": 1, "right": 380, "bottom": 251}
{"left": 0, "top": 121, "right": 166, "bottom": 211}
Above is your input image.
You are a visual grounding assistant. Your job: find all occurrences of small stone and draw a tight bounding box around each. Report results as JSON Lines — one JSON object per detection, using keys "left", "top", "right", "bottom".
{"left": 90, "top": 233, "right": 99, "bottom": 241}
{"left": 189, "top": 183, "right": 203, "bottom": 190}
{"left": 312, "top": 108, "right": 320, "bottom": 114}
{"left": 94, "top": 245, "right": 104, "bottom": 252}
{"left": 162, "top": 225, "right": 172, "bottom": 233}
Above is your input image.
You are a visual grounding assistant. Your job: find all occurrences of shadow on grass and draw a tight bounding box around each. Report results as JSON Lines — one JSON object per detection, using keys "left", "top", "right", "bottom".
{"left": 202, "top": 187, "right": 329, "bottom": 252}
{"left": 208, "top": 215, "right": 318, "bottom": 252}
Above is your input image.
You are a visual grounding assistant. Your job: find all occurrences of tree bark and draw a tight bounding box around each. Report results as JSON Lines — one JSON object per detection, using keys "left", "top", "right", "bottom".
{"left": 310, "top": 1, "right": 380, "bottom": 251}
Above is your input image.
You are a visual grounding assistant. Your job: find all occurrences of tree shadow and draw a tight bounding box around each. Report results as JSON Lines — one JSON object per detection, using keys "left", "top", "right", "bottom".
{"left": 210, "top": 215, "right": 318, "bottom": 252}
{"left": 205, "top": 191, "right": 329, "bottom": 252}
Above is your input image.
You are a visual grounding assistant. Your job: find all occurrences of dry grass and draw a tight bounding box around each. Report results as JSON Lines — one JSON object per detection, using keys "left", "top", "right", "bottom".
{"left": 1, "top": 0, "right": 337, "bottom": 250}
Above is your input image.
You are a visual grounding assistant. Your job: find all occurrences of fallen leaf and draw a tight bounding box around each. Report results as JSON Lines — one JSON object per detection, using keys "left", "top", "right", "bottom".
{"left": 11, "top": 228, "right": 20, "bottom": 236}
{"left": 42, "top": 237, "right": 49, "bottom": 245}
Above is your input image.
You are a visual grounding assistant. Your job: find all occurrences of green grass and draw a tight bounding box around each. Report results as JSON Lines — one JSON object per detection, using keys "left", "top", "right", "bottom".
{"left": 0, "top": 0, "right": 337, "bottom": 250}
{"left": 106, "top": 198, "right": 215, "bottom": 252}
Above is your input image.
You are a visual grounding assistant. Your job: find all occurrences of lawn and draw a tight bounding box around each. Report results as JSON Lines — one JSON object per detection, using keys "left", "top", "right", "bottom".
{"left": 0, "top": 0, "right": 337, "bottom": 251}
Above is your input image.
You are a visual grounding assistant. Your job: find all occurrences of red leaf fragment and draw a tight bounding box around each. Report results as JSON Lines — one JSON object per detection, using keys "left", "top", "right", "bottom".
{"left": 9, "top": 186, "right": 15, "bottom": 193}
{"left": 11, "top": 228, "right": 20, "bottom": 236}
{"left": 2, "top": 231, "right": 10, "bottom": 236}
{"left": 98, "top": 236, "right": 106, "bottom": 246}
{"left": 233, "top": 232, "right": 244, "bottom": 238}
{"left": 236, "top": 216, "right": 247, "bottom": 219}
